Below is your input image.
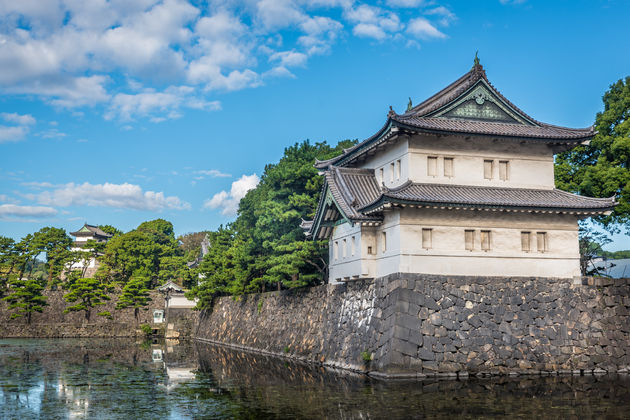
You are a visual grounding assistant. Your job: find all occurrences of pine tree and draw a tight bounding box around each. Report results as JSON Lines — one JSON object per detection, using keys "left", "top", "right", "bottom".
{"left": 116, "top": 274, "right": 152, "bottom": 321}
{"left": 63, "top": 277, "right": 110, "bottom": 321}
{"left": 3, "top": 277, "right": 47, "bottom": 324}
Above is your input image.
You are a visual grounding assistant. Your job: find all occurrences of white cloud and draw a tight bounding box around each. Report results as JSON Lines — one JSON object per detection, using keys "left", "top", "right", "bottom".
{"left": 37, "top": 128, "right": 66, "bottom": 139}
{"left": 346, "top": 5, "right": 401, "bottom": 41}
{"left": 0, "top": 0, "right": 453, "bottom": 121}
{"left": 204, "top": 173, "right": 259, "bottom": 216}
{"left": 0, "top": 204, "right": 57, "bottom": 219}
{"left": 270, "top": 50, "right": 308, "bottom": 67}
{"left": 195, "top": 169, "right": 231, "bottom": 178}
{"left": 0, "top": 112, "right": 36, "bottom": 125}
{"left": 425, "top": 6, "right": 457, "bottom": 27}
{"left": 0, "top": 126, "right": 29, "bottom": 143}
{"left": 407, "top": 17, "right": 447, "bottom": 39}
{"left": 386, "top": 0, "right": 424, "bottom": 6}
{"left": 34, "top": 181, "right": 190, "bottom": 211}
{"left": 0, "top": 194, "right": 19, "bottom": 204}
{"left": 105, "top": 86, "right": 221, "bottom": 121}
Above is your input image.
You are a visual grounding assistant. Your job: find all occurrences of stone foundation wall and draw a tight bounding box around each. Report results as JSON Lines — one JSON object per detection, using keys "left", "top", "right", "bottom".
{"left": 195, "top": 281, "right": 377, "bottom": 371}
{"left": 0, "top": 290, "right": 166, "bottom": 338}
{"left": 195, "top": 274, "right": 630, "bottom": 376}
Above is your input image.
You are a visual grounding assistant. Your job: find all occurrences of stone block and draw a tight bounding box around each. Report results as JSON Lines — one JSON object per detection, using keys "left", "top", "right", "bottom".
{"left": 418, "top": 347, "right": 435, "bottom": 361}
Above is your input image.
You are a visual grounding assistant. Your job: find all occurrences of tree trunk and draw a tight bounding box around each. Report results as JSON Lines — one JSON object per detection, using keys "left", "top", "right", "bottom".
{"left": 134, "top": 307, "right": 139, "bottom": 323}
{"left": 277, "top": 281, "right": 281, "bottom": 291}
{"left": 261, "top": 282, "right": 265, "bottom": 293}
{"left": 27, "top": 256, "right": 37, "bottom": 280}
{"left": 27, "top": 311, "right": 32, "bottom": 325}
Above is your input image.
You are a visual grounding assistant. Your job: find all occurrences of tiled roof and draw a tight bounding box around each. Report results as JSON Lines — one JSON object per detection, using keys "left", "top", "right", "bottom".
{"left": 70, "top": 224, "right": 113, "bottom": 238}
{"left": 391, "top": 114, "right": 594, "bottom": 140}
{"left": 360, "top": 181, "right": 616, "bottom": 213}
{"left": 325, "top": 166, "right": 382, "bottom": 221}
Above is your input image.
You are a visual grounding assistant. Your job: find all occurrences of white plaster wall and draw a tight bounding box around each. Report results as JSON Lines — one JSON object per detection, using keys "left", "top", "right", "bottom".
{"left": 168, "top": 295, "right": 197, "bottom": 309}
{"left": 357, "top": 137, "right": 409, "bottom": 188}
{"left": 407, "top": 134, "right": 555, "bottom": 189}
{"left": 329, "top": 222, "right": 363, "bottom": 283}
{"left": 329, "top": 208, "right": 581, "bottom": 280}
{"left": 69, "top": 247, "right": 96, "bottom": 269}
{"left": 396, "top": 207, "right": 580, "bottom": 278}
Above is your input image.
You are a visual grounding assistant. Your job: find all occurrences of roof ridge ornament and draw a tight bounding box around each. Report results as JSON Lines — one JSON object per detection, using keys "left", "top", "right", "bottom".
{"left": 388, "top": 105, "right": 396, "bottom": 117}
{"left": 471, "top": 50, "right": 486, "bottom": 78}
{"left": 406, "top": 97, "right": 413, "bottom": 112}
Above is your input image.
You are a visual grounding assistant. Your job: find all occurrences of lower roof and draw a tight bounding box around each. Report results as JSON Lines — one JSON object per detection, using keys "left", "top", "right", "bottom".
{"left": 305, "top": 167, "right": 616, "bottom": 239}
{"left": 360, "top": 181, "right": 617, "bottom": 214}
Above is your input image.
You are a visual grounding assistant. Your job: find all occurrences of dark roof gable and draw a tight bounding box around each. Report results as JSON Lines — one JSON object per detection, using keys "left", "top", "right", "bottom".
{"left": 315, "top": 62, "right": 594, "bottom": 170}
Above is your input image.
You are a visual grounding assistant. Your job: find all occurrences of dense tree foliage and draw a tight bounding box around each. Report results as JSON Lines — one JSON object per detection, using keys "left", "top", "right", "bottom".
{"left": 556, "top": 76, "right": 630, "bottom": 233}
{"left": 190, "top": 140, "right": 354, "bottom": 307}
{"left": 0, "top": 220, "right": 197, "bottom": 322}
{"left": 96, "top": 219, "right": 185, "bottom": 287}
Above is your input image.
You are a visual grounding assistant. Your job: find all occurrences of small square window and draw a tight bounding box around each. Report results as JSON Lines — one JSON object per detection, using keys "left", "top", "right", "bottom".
{"left": 480, "top": 230, "right": 491, "bottom": 251}
{"left": 521, "top": 231, "right": 531, "bottom": 252}
{"left": 381, "top": 232, "right": 387, "bottom": 253}
{"left": 427, "top": 156, "right": 438, "bottom": 177}
{"left": 499, "top": 161, "right": 509, "bottom": 181}
{"left": 465, "top": 230, "right": 475, "bottom": 251}
{"left": 484, "top": 160, "right": 494, "bottom": 180}
{"left": 367, "top": 245, "right": 373, "bottom": 255}
{"left": 537, "top": 232, "right": 548, "bottom": 253}
{"left": 443, "top": 158, "right": 453, "bottom": 177}
{"left": 422, "top": 228, "right": 432, "bottom": 249}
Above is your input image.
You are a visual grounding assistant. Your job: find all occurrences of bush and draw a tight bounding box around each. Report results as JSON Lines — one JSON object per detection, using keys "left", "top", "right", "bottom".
{"left": 140, "top": 323, "right": 153, "bottom": 337}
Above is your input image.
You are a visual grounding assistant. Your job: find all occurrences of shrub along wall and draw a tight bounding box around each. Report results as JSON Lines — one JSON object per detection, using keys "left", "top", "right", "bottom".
{"left": 0, "top": 290, "right": 165, "bottom": 338}
{"left": 195, "top": 274, "right": 630, "bottom": 377}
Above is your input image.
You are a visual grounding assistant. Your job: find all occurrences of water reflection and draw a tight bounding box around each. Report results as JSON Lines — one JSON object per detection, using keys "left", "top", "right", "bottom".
{"left": 1, "top": 338, "right": 630, "bottom": 419}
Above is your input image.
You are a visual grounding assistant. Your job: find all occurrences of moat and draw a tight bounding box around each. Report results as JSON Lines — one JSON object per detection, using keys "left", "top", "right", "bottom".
{"left": 1, "top": 338, "right": 629, "bottom": 419}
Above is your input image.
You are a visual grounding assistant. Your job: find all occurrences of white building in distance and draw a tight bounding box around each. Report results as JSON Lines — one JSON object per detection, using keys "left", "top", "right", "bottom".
{"left": 69, "top": 223, "right": 112, "bottom": 275}
{"left": 303, "top": 59, "right": 616, "bottom": 282}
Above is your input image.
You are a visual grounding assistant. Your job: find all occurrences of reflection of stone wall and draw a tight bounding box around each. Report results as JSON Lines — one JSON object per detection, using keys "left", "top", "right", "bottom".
{"left": 166, "top": 308, "right": 199, "bottom": 339}
{"left": 0, "top": 290, "right": 165, "bottom": 338}
{"left": 195, "top": 274, "right": 630, "bottom": 376}
{"left": 194, "top": 341, "right": 630, "bottom": 419}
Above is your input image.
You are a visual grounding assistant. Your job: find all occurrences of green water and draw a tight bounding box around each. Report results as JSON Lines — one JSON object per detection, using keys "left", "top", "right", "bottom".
{"left": 1, "top": 338, "right": 629, "bottom": 419}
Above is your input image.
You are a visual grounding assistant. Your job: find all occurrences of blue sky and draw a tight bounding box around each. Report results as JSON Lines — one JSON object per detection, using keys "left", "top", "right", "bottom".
{"left": 0, "top": 0, "right": 629, "bottom": 250}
